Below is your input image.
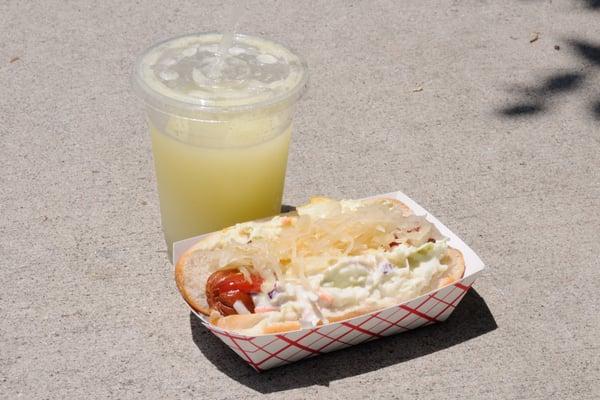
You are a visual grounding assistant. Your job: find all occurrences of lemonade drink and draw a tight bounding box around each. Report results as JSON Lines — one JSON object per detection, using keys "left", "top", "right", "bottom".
{"left": 133, "top": 33, "right": 307, "bottom": 256}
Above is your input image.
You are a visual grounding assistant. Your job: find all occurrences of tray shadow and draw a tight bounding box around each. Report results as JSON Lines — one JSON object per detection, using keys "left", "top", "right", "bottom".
{"left": 190, "top": 288, "right": 497, "bottom": 393}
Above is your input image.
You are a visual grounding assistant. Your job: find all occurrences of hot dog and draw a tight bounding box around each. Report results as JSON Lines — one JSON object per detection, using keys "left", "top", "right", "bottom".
{"left": 206, "top": 269, "right": 263, "bottom": 315}
{"left": 175, "top": 197, "right": 465, "bottom": 335}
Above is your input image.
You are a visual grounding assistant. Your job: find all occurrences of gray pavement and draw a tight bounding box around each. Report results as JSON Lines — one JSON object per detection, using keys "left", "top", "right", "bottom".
{"left": 1, "top": 0, "right": 599, "bottom": 399}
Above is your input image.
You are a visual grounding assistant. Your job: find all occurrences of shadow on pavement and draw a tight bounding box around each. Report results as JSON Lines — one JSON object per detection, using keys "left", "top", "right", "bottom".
{"left": 497, "top": 39, "right": 600, "bottom": 120}
{"left": 579, "top": 0, "right": 600, "bottom": 10}
{"left": 190, "top": 288, "right": 497, "bottom": 393}
{"left": 592, "top": 100, "right": 600, "bottom": 120}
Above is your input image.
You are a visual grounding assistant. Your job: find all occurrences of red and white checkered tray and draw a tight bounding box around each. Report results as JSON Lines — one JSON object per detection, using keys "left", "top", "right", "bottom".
{"left": 173, "top": 191, "right": 485, "bottom": 371}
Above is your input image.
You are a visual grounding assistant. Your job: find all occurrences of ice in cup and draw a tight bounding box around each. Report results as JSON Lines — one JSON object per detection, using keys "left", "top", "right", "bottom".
{"left": 132, "top": 33, "right": 307, "bottom": 257}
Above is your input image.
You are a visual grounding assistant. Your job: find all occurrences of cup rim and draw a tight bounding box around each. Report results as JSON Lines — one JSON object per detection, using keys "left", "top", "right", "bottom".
{"left": 132, "top": 32, "right": 309, "bottom": 115}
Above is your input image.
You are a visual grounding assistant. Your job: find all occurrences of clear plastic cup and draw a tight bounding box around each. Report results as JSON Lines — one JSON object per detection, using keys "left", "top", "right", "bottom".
{"left": 132, "top": 33, "right": 308, "bottom": 257}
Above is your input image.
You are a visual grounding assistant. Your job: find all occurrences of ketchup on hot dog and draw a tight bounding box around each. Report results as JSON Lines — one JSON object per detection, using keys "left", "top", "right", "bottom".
{"left": 205, "top": 269, "right": 263, "bottom": 316}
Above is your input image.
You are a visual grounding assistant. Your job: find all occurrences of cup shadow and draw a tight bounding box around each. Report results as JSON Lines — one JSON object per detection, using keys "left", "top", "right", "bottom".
{"left": 189, "top": 288, "right": 497, "bottom": 393}
{"left": 280, "top": 204, "right": 297, "bottom": 213}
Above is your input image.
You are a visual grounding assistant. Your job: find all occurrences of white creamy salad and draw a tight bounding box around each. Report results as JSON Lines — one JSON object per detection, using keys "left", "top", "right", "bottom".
{"left": 252, "top": 240, "right": 448, "bottom": 328}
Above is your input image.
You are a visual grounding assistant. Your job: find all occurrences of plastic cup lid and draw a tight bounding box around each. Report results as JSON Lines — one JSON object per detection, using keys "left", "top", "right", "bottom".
{"left": 133, "top": 33, "right": 308, "bottom": 113}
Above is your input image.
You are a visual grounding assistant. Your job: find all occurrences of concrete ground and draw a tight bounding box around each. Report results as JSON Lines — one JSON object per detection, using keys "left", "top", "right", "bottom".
{"left": 1, "top": 0, "right": 599, "bottom": 399}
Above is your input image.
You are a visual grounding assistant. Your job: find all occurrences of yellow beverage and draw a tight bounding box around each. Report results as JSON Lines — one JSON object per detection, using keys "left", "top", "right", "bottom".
{"left": 150, "top": 121, "right": 291, "bottom": 247}
{"left": 133, "top": 33, "right": 307, "bottom": 258}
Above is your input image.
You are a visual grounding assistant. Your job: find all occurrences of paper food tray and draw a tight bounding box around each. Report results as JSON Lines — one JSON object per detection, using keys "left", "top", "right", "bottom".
{"left": 173, "top": 190, "right": 485, "bottom": 371}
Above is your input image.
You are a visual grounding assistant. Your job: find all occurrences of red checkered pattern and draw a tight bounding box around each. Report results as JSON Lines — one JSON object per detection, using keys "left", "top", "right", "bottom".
{"left": 198, "top": 274, "right": 479, "bottom": 371}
